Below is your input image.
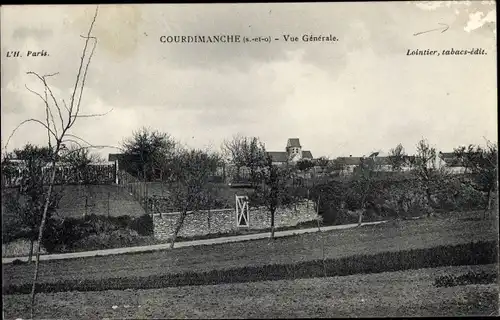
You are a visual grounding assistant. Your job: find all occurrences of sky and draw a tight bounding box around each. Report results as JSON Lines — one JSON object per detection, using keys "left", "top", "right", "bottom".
{"left": 1, "top": 2, "right": 497, "bottom": 160}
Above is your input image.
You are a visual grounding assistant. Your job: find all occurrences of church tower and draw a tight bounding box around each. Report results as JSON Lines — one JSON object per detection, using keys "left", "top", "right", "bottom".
{"left": 286, "top": 138, "right": 302, "bottom": 162}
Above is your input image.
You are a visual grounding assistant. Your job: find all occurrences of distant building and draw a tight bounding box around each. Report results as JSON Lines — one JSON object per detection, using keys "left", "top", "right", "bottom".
{"left": 108, "top": 153, "right": 142, "bottom": 175}
{"left": 437, "top": 152, "right": 467, "bottom": 174}
{"left": 335, "top": 156, "right": 363, "bottom": 174}
{"left": 372, "top": 156, "right": 414, "bottom": 172}
{"left": 333, "top": 154, "right": 415, "bottom": 175}
{"left": 267, "top": 138, "right": 314, "bottom": 165}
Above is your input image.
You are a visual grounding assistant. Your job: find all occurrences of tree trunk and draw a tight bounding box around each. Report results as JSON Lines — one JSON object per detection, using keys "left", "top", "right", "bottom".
{"left": 316, "top": 195, "right": 321, "bottom": 231}
{"left": 208, "top": 208, "right": 211, "bottom": 232}
{"left": 484, "top": 188, "right": 492, "bottom": 219}
{"left": 170, "top": 210, "right": 187, "bottom": 249}
{"left": 358, "top": 176, "right": 371, "bottom": 227}
{"left": 28, "top": 239, "right": 34, "bottom": 264}
{"left": 358, "top": 209, "right": 364, "bottom": 227}
{"left": 425, "top": 187, "right": 434, "bottom": 217}
{"left": 85, "top": 192, "right": 88, "bottom": 218}
{"left": 270, "top": 208, "right": 275, "bottom": 239}
{"left": 222, "top": 163, "right": 226, "bottom": 183}
{"left": 30, "top": 163, "right": 57, "bottom": 318}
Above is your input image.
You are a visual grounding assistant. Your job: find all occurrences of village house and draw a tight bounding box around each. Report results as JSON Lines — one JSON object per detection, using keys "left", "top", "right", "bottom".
{"left": 437, "top": 151, "right": 467, "bottom": 174}
{"left": 334, "top": 156, "right": 363, "bottom": 175}
{"left": 333, "top": 154, "right": 415, "bottom": 175}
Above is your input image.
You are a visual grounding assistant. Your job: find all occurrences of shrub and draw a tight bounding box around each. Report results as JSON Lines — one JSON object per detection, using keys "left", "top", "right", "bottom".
{"left": 455, "top": 184, "right": 487, "bottom": 211}
{"left": 70, "top": 229, "right": 140, "bottom": 251}
{"left": 128, "top": 214, "right": 154, "bottom": 236}
{"left": 41, "top": 214, "right": 145, "bottom": 253}
{"left": 312, "top": 176, "right": 490, "bottom": 222}
{"left": 2, "top": 239, "right": 47, "bottom": 258}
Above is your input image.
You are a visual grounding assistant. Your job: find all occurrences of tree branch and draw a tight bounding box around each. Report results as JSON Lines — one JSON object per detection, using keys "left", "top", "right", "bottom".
{"left": 72, "top": 107, "right": 113, "bottom": 118}
{"left": 26, "top": 71, "right": 66, "bottom": 132}
{"left": 62, "top": 99, "right": 70, "bottom": 114}
{"left": 73, "top": 36, "right": 98, "bottom": 126}
{"left": 64, "top": 133, "right": 93, "bottom": 147}
{"left": 63, "top": 144, "right": 124, "bottom": 158}
{"left": 69, "top": 7, "right": 99, "bottom": 125}
{"left": 4, "top": 119, "right": 57, "bottom": 151}
{"left": 24, "top": 84, "right": 59, "bottom": 139}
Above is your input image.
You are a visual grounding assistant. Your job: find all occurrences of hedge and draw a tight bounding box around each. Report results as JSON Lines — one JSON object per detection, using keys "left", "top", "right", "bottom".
{"left": 3, "top": 240, "right": 497, "bottom": 295}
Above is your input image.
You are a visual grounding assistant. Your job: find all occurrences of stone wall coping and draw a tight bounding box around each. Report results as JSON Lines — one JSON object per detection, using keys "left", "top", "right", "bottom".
{"left": 151, "top": 200, "right": 315, "bottom": 218}
{"left": 151, "top": 208, "right": 234, "bottom": 218}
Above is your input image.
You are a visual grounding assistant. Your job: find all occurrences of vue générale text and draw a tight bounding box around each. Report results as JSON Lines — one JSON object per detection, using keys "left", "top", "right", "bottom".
{"left": 160, "top": 34, "right": 339, "bottom": 43}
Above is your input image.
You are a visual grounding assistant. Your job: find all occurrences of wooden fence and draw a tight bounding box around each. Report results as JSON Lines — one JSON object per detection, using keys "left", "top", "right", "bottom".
{"left": 115, "top": 170, "right": 152, "bottom": 213}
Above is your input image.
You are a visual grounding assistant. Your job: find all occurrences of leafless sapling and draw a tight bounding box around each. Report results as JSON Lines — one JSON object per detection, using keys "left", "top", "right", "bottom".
{"left": 3, "top": 7, "right": 115, "bottom": 316}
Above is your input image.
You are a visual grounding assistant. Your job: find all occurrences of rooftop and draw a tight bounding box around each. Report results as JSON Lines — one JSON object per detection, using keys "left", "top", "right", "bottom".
{"left": 286, "top": 138, "right": 301, "bottom": 148}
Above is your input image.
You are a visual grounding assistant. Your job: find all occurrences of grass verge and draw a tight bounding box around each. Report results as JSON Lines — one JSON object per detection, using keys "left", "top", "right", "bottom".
{"left": 3, "top": 240, "right": 497, "bottom": 295}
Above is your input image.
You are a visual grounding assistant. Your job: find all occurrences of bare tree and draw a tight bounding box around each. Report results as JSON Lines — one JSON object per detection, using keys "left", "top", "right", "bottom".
{"left": 388, "top": 143, "right": 407, "bottom": 172}
{"left": 353, "top": 153, "right": 380, "bottom": 226}
{"left": 221, "top": 133, "right": 245, "bottom": 177}
{"left": 122, "top": 127, "right": 177, "bottom": 181}
{"left": 412, "top": 139, "right": 439, "bottom": 217}
{"left": 2, "top": 144, "right": 62, "bottom": 263}
{"left": 250, "top": 154, "right": 299, "bottom": 239}
{"left": 454, "top": 141, "right": 498, "bottom": 216}
{"left": 167, "top": 148, "right": 222, "bottom": 248}
{"left": 223, "top": 136, "right": 298, "bottom": 239}
{"left": 3, "top": 7, "right": 112, "bottom": 316}
{"left": 222, "top": 135, "right": 267, "bottom": 184}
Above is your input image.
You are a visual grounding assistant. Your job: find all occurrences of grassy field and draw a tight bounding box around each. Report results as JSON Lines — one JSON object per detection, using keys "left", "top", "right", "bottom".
{"left": 3, "top": 264, "right": 498, "bottom": 318}
{"left": 3, "top": 210, "right": 498, "bottom": 288}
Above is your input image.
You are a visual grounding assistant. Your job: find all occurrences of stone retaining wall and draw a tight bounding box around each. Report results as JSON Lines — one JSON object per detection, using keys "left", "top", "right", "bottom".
{"left": 152, "top": 200, "right": 318, "bottom": 241}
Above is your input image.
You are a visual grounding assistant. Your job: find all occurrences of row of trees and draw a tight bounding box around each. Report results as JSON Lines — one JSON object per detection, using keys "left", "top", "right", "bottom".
{"left": 120, "top": 130, "right": 498, "bottom": 229}
{"left": 4, "top": 131, "right": 498, "bottom": 262}
{"left": 120, "top": 131, "right": 302, "bottom": 242}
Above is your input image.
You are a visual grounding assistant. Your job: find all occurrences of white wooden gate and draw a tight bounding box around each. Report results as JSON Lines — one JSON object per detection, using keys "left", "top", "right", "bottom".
{"left": 235, "top": 195, "right": 249, "bottom": 227}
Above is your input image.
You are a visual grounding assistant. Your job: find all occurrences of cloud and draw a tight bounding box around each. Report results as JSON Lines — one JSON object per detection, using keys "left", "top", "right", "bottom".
{"left": 414, "top": 1, "right": 448, "bottom": 11}
{"left": 12, "top": 27, "right": 53, "bottom": 40}
{"left": 1, "top": 3, "right": 497, "bottom": 159}
{"left": 464, "top": 9, "right": 496, "bottom": 33}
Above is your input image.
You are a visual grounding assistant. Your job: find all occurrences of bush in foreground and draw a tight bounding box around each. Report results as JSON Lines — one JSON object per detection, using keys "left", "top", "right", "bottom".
{"left": 2, "top": 239, "right": 47, "bottom": 258}
{"left": 40, "top": 214, "right": 154, "bottom": 253}
{"left": 3, "top": 240, "right": 497, "bottom": 295}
